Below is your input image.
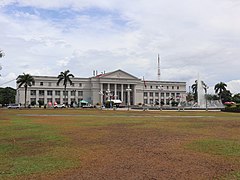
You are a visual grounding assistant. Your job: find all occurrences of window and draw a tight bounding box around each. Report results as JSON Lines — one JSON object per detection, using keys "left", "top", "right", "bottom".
{"left": 79, "top": 83, "right": 82, "bottom": 87}
{"left": 71, "top": 98, "right": 75, "bottom": 103}
{"left": 47, "top": 90, "right": 52, "bottom": 96}
{"left": 39, "top": 90, "right": 44, "bottom": 96}
{"left": 47, "top": 98, "right": 52, "bottom": 103}
{"left": 156, "top": 86, "right": 158, "bottom": 89}
{"left": 144, "top": 99, "right": 148, "bottom": 104}
{"left": 177, "top": 86, "right": 179, "bottom": 90}
{"left": 32, "top": 82, "right": 35, "bottom": 86}
{"left": 150, "top": 99, "right": 154, "bottom": 104}
{"left": 30, "top": 98, "right": 36, "bottom": 103}
{"left": 55, "top": 91, "right": 60, "bottom": 96}
{"left": 78, "top": 91, "right": 83, "bottom": 96}
{"left": 30, "top": 90, "right": 36, "bottom": 96}
{"left": 72, "top": 83, "right": 75, "bottom": 87}
{"left": 63, "top": 91, "right": 68, "bottom": 96}
{"left": 172, "top": 86, "right": 174, "bottom": 89}
{"left": 55, "top": 98, "right": 60, "bottom": 104}
{"left": 150, "top": 86, "right": 152, "bottom": 89}
{"left": 171, "top": 93, "right": 175, "bottom": 97}
{"left": 144, "top": 92, "right": 148, "bottom": 97}
{"left": 38, "top": 98, "right": 44, "bottom": 104}
{"left": 71, "top": 90, "right": 76, "bottom": 96}
{"left": 40, "top": 82, "right": 43, "bottom": 86}
{"left": 48, "top": 82, "right": 51, "bottom": 86}
{"left": 166, "top": 93, "right": 170, "bottom": 97}
{"left": 155, "top": 92, "right": 159, "bottom": 96}
{"left": 176, "top": 93, "right": 180, "bottom": 97}
{"left": 167, "top": 86, "right": 169, "bottom": 89}
{"left": 161, "top": 93, "right": 164, "bottom": 97}
{"left": 149, "top": 92, "right": 153, "bottom": 97}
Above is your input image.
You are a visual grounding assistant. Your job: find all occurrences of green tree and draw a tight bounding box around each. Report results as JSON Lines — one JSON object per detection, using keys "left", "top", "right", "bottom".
{"left": 57, "top": 70, "right": 74, "bottom": 105}
{"left": 191, "top": 80, "right": 207, "bottom": 101}
{"left": 214, "top": 82, "right": 227, "bottom": 101}
{"left": 16, "top": 73, "right": 35, "bottom": 107}
{"left": 0, "top": 87, "right": 16, "bottom": 105}
{"left": 232, "top": 93, "right": 240, "bottom": 103}
{"left": 221, "top": 90, "right": 232, "bottom": 103}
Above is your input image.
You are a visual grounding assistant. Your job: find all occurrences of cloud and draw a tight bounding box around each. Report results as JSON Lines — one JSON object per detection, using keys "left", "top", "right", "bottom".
{"left": 0, "top": 0, "right": 239, "bottom": 95}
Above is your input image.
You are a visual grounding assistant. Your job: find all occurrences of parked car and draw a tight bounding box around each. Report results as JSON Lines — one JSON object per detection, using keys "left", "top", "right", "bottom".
{"left": 7, "top": 104, "right": 20, "bottom": 109}
{"left": 54, "top": 104, "right": 66, "bottom": 108}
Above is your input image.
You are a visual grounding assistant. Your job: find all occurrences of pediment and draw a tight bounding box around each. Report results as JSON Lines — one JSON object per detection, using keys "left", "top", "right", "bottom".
{"left": 99, "top": 69, "right": 139, "bottom": 80}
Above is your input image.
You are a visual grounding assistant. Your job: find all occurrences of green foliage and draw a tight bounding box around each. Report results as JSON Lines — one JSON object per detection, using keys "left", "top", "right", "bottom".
{"left": 0, "top": 87, "right": 16, "bottom": 105}
{"left": 187, "top": 139, "right": 240, "bottom": 156}
{"left": 233, "top": 93, "right": 240, "bottom": 103}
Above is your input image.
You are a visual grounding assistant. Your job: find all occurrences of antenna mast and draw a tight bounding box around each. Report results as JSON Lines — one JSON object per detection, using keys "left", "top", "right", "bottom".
{"left": 157, "top": 54, "right": 160, "bottom": 81}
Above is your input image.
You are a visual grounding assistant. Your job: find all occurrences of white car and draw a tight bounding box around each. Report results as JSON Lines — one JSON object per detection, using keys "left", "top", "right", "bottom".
{"left": 7, "top": 104, "right": 20, "bottom": 109}
{"left": 54, "top": 104, "right": 66, "bottom": 108}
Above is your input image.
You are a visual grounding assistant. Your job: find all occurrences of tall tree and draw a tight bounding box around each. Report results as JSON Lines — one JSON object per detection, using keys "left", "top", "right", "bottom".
{"left": 0, "top": 87, "right": 16, "bottom": 105}
{"left": 16, "top": 73, "right": 35, "bottom": 107}
{"left": 57, "top": 70, "right": 74, "bottom": 105}
{"left": 214, "top": 82, "right": 227, "bottom": 101}
{"left": 191, "top": 80, "right": 207, "bottom": 101}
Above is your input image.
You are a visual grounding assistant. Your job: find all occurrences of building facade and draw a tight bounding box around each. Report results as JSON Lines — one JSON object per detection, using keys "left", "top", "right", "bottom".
{"left": 16, "top": 69, "right": 186, "bottom": 106}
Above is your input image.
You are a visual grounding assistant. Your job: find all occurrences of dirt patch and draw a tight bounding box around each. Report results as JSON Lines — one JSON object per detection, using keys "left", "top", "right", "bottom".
{"left": 38, "top": 124, "right": 240, "bottom": 180}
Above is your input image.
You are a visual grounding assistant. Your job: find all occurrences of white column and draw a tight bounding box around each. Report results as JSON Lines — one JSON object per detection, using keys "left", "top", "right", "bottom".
{"left": 114, "top": 84, "right": 117, "bottom": 99}
{"left": 44, "top": 90, "right": 47, "bottom": 105}
{"left": 121, "top": 84, "right": 124, "bottom": 101}
{"left": 68, "top": 90, "right": 71, "bottom": 104}
{"left": 60, "top": 91, "right": 63, "bottom": 104}
{"left": 53, "top": 90, "right": 55, "bottom": 103}
{"left": 36, "top": 90, "right": 39, "bottom": 105}
{"left": 100, "top": 83, "right": 103, "bottom": 104}
{"left": 133, "top": 85, "right": 136, "bottom": 105}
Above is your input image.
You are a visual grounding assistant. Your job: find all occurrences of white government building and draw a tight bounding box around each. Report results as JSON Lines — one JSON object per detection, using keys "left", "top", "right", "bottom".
{"left": 16, "top": 69, "right": 186, "bottom": 106}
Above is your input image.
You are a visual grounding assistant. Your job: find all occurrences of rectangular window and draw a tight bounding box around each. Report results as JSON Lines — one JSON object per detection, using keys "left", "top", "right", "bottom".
{"left": 48, "top": 82, "right": 51, "bottom": 86}
{"left": 167, "top": 86, "right": 169, "bottom": 89}
{"left": 172, "top": 86, "right": 174, "bottom": 89}
{"left": 144, "top": 99, "right": 148, "bottom": 104}
{"left": 143, "top": 92, "right": 148, "bottom": 97}
{"left": 156, "top": 86, "right": 158, "bottom": 89}
{"left": 38, "top": 98, "right": 44, "bottom": 104}
{"left": 149, "top": 92, "right": 153, "bottom": 97}
{"left": 63, "top": 91, "right": 68, "bottom": 96}
{"left": 55, "top": 91, "right": 60, "bottom": 96}
{"left": 47, "top": 90, "right": 52, "bottom": 96}
{"left": 176, "top": 93, "right": 180, "bottom": 97}
{"left": 30, "top": 90, "right": 36, "bottom": 96}
{"left": 166, "top": 93, "right": 169, "bottom": 97}
{"left": 78, "top": 91, "right": 83, "bottom": 96}
{"left": 32, "top": 82, "right": 35, "bottom": 86}
{"left": 79, "top": 83, "right": 82, "bottom": 87}
{"left": 71, "top": 98, "right": 75, "bottom": 103}
{"left": 171, "top": 93, "right": 175, "bottom": 97}
{"left": 55, "top": 98, "right": 60, "bottom": 104}
{"left": 161, "top": 93, "right": 164, "bottom": 97}
{"left": 150, "top": 86, "right": 152, "bottom": 89}
{"left": 30, "top": 98, "right": 36, "bottom": 103}
{"left": 47, "top": 98, "right": 52, "bottom": 103}
{"left": 177, "top": 86, "right": 179, "bottom": 90}
{"left": 72, "top": 83, "right": 75, "bottom": 87}
{"left": 39, "top": 90, "right": 44, "bottom": 96}
{"left": 71, "top": 90, "right": 76, "bottom": 96}
{"left": 40, "top": 82, "right": 43, "bottom": 86}
{"left": 150, "top": 99, "right": 154, "bottom": 104}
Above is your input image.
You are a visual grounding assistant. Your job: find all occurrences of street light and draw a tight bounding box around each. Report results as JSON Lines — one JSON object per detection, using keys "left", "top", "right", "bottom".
{"left": 158, "top": 85, "right": 163, "bottom": 111}
{"left": 126, "top": 88, "right": 132, "bottom": 111}
{"left": 205, "top": 86, "right": 209, "bottom": 111}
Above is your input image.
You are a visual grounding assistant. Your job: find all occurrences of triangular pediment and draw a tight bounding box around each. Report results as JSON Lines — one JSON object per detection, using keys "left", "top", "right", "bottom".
{"left": 99, "top": 69, "right": 139, "bottom": 80}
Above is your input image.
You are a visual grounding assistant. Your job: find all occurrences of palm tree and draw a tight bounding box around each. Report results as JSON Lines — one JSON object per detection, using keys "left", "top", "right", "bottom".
{"left": 191, "top": 80, "right": 207, "bottom": 101}
{"left": 16, "top": 73, "right": 35, "bottom": 107}
{"left": 57, "top": 70, "right": 74, "bottom": 105}
{"left": 214, "top": 82, "right": 227, "bottom": 101}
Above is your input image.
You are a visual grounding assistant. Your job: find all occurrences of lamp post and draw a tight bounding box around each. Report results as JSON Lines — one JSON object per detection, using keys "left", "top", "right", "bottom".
{"left": 106, "top": 89, "right": 112, "bottom": 108}
{"left": 205, "top": 86, "right": 209, "bottom": 111}
{"left": 158, "top": 85, "right": 163, "bottom": 111}
{"left": 126, "top": 88, "right": 132, "bottom": 111}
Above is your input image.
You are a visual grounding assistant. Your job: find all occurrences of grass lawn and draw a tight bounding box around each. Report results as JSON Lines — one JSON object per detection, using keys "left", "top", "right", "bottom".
{"left": 0, "top": 109, "right": 240, "bottom": 179}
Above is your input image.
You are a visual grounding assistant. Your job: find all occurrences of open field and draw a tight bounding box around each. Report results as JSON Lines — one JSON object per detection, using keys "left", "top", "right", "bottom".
{"left": 0, "top": 109, "right": 240, "bottom": 179}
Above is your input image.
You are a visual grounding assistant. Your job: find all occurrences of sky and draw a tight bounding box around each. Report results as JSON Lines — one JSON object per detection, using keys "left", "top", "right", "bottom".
{"left": 0, "top": 0, "right": 240, "bottom": 94}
